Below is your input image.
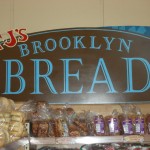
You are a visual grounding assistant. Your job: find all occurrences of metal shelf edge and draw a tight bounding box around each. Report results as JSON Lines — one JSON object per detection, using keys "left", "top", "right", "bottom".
{"left": 0, "top": 138, "right": 29, "bottom": 150}
{"left": 30, "top": 136, "right": 124, "bottom": 145}
{"left": 30, "top": 135, "right": 150, "bottom": 145}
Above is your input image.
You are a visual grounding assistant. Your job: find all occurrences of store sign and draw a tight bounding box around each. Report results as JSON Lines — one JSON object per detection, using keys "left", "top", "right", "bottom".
{"left": 0, "top": 27, "right": 150, "bottom": 104}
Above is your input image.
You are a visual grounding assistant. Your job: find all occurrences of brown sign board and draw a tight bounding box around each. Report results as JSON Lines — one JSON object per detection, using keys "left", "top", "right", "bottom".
{"left": 0, "top": 28, "right": 150, "bottom": 104}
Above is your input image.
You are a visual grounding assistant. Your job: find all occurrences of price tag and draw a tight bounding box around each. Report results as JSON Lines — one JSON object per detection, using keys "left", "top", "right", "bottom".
{"left": 123, "top": 135, "right": 144, "bottom": 143}
{"left": 56, "top": 137, "right": 75, "bottom": 144}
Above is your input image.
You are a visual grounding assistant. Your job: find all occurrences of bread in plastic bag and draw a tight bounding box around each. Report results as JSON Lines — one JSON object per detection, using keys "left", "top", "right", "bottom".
{"left": 105, "top": 109, "right": 120, "bottom": 136}
{"left": 0, "top": 129, "right": 9, "bottom": 147}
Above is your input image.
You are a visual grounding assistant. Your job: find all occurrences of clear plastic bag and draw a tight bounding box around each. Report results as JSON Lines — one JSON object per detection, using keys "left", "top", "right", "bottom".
{"left": 120, "top": 105, "right": 134, "bottom": 135}
{"left": 105, "top": 109, "right": 120, "bottom": 136}
{"left": 86, "top": 111, "right": 95, "bottom": 136}
{"left": 73, "top": 111, "right": 88, "bottom": 136}
{"left": 0, "top": 97, "right": 15, "bottom": 113}
{"left": 0, "top": 129, "right": 9, "bottom": 147}
{"left": 53, "top": 108, "right": 69, "bottom": 137}
{"left": 9, "top": 110, "right": 27, "bottom": 140}
{"left": 132, "top": 106, "right": 146, "bottom": 135}
{"left": 94, "top": 114, "right": 106, "bottom": 136}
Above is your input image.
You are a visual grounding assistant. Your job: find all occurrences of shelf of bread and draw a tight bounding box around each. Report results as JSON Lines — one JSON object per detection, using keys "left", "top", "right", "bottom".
{"left": 1, "top": 97, "right": 150, "bottom": 149}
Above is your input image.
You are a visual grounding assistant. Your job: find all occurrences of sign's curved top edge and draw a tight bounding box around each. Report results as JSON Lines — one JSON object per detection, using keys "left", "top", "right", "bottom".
{"left": 28, "top": 27, "right": 150, "bottom": 40}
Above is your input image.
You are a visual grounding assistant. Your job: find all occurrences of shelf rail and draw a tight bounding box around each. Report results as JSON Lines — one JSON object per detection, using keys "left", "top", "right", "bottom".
{"left": 1, "top": 135, "right": 150, "bottom": 150}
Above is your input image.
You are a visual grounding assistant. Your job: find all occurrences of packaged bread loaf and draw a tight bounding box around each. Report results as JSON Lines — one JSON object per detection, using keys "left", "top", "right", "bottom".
{"left": 64, "top": 106, "right": 80, "bottom": 137}
{"left": 94, "top": 114, "right": 106, "bottom": 136}
{"left": 64, "top": 104, "right": 75, "bottom": 119}
{"left": 68, "top": 119, "right": 81, "bottom": 137}
{"left": 9, "top": 110, "right": 26, "bottom": 141}
{"left": 37, "top": 121, "right": 49, "bottom": 137}
{"left": 0, "top": 129, "right": 9, "bottom": 147}
{"left": 0, "top": 97, "right": 15, "bottom": 131}
{"left": 121, "top": 105, "right": 134, "bottom": 135}
{"left": 0, "top": 97, "right": 17, "bottom": 146}
{"left": 0, "top": 97, "right": 29, "bottom": 145}
{"left": 19, "top": 100, "right": 52, "bottom": 138}
{"left": 68, "top": 124, "right": 80, "bottom": 137}
{"left": 31, "top": 120, "right": 54, "bottom": 137}
{"left": 0, "top": 97, "right": 15, "bottom": 113}
{"left": 133, "top": 107, "right": 146, "bottom": 135}
{"left": 30, "top": 101, "right": 53, "bottom": 137}
{"left": 31, "top": 121, "right": 39, "bottom": 137}
{"left": 66, "top": 112, "right": 80, "bottom": 137}
{"left": 86, "top": 111, "right": 95, "bottom": 136}
{"left": 0, "top": 113, "right": 10, "bottom": 130}
{"left": 53, "top": 108, "right": 69, "bottom": 137}
{"left": 73, "top": 111, "right": 88, "bottom": 136}
{"left": 105, "top": 109, "right": 120, "bottom": 136}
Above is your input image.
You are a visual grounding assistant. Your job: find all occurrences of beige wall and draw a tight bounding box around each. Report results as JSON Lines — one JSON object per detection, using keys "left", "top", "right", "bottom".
{"left": 1, "top": 0, "right": 150, "bottom": 113}
{"left": 0, "top": 0, "right": 150, "bottom": 34}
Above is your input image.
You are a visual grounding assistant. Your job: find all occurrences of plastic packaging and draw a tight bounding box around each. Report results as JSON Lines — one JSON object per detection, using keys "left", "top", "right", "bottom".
{"left": 29, "top": 101, "right": 53, "bottom": 137}
{"left": 0, "top": 97, "right": 15, "bottom": 113}
{"left": 86, "top": 111, "right": 95, "bottom": 136}
{"left": 0, "top": 97, "right": 17, "bottom": 145}
{"left": 65, "top": 109, "right": 80, "bottom": 137}
{"left": 132, "top": 106, "right": 145, "bottom": 135}
{"left": 53, "top": 108, "right": 69, "bottom": 137}
{"left": 121, "top": 105, "right": 134, "bottom": 135}
{"left": 31, "top": 120, "right": 51, "bottom": 137}
{"left": 0, "top": 113, "right": 10, "bottom": 130}
{"left": 0, "top": 129, "right": 9, "bottom": 147}
{"left": 48, "top": 119, "right": 55, "bottom": 137}
{"left": 105, "top": 109, "right": 120, "bottom": 136}
{"left": 73, "top": 111, "right": 88, "bottom": 136}
{"left": 94, "top": 114, "right": 106, "bottom": 136}
{"left": 0, "top": 97, "right": 15, "bottom": 131}
{"left": 9, "top": 110, "right": 27, "bottom": 140}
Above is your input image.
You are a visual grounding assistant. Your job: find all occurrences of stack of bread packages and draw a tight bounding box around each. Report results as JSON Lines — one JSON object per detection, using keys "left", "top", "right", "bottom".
{"left": 0, "top": 97, "right": 28, "bottom": 148}
{"left": 0, "top": 97, "right": 15, "bottom": 147}
{"left": 9, "top": 110, "right": 27, "bottom": 142}
{"left": 29, "top": 101, "right": 53, "bottom": 137}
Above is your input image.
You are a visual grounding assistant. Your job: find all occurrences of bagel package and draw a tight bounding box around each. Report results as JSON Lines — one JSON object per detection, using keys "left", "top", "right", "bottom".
{"left": 0, "top": 129, "right": 9, "bottom": 147}
{"left": 0, "top": 97, "right": 28, "bottom": 147}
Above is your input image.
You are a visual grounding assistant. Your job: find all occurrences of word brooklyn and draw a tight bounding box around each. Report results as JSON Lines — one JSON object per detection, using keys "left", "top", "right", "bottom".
{"left": 18, "top": 36, "right": 132, "bottom": 57}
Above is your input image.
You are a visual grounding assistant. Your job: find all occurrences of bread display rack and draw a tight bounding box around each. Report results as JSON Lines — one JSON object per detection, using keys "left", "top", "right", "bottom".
{"left": 1, "top": 135, "right": 150, "bottom": 150}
